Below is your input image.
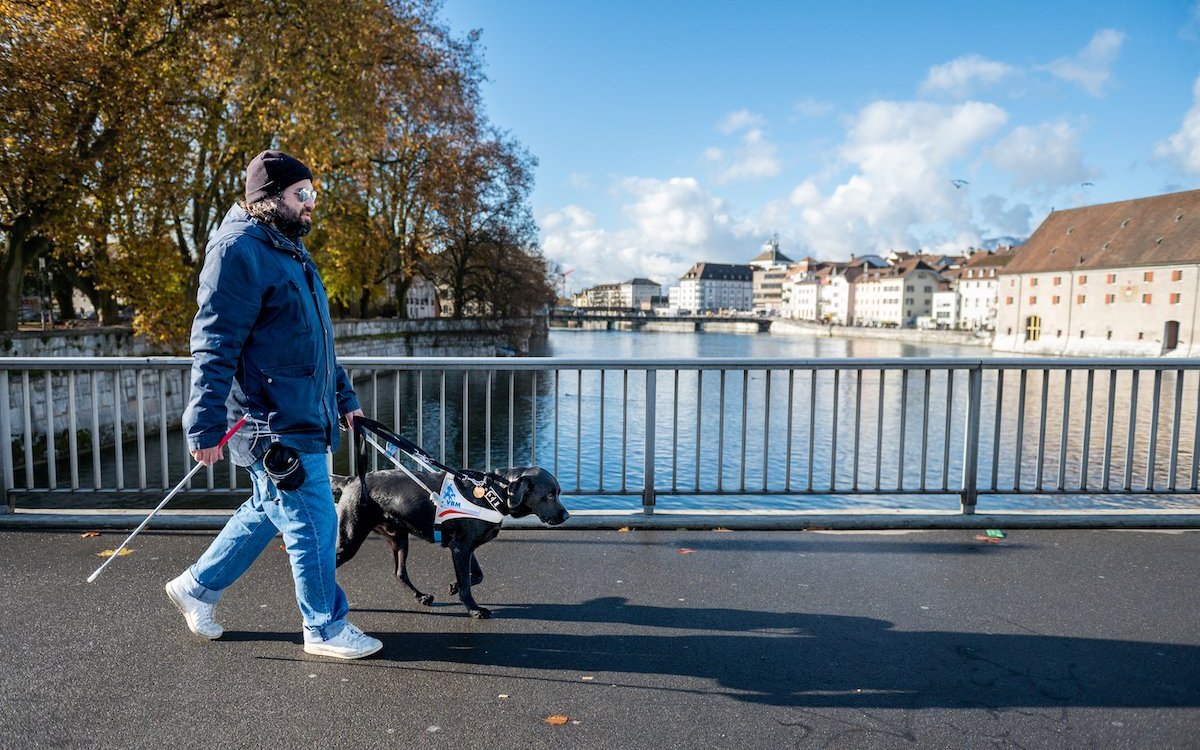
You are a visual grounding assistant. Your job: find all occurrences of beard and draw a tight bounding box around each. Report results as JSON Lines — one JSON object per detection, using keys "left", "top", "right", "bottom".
{"left": 274, "top": 201, "right": 312, "bottom": 239}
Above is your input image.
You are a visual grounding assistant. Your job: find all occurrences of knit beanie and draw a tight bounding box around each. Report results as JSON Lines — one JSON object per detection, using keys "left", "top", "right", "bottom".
{"left": 244, "top": 150, "right": 313, "bottom": 203}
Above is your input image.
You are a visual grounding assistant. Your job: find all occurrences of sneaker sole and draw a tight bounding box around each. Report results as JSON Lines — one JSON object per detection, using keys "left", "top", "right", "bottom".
{"left": 303, "top": 641, "right": 383, "bottom": 660}
{"left": 165, "top": 582, "right": 222, "bottom": 640}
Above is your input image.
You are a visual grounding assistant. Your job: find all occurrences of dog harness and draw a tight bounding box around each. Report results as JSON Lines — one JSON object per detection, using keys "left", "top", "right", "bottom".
{"left": 432, "top": 475, "right": 505, "bottom": 545}
{"left": 351, "top": 418, "right": 510, "bottom": 546}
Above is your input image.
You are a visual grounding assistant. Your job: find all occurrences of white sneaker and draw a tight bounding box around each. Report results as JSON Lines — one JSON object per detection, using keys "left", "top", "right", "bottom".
{"left": 303, "top": 622, "right": 382, "bottom": 659}
{"left": 165, "top": 573, "right": 223, "bottom": 640}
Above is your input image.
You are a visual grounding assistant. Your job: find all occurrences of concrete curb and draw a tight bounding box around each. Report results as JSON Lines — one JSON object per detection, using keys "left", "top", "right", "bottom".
{"left": 4, "top": 508, "right": 1200, "bottom": 531}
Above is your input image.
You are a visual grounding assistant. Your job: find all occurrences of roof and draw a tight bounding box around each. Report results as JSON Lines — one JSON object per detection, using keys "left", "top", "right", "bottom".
{"left": 750, "top": 239, "right": 793, "bottom": 266}
{"left": 681, "top": 262, "right": 753, "bottom": 282}
{"left": 1002, "top": 189, "right": 1200, "bottom": 274}
{"left": 623, "top": 278, "right": 662, "bottom": 287}
{"left": 855, "top": 259, "right": 937, "bottom": 283}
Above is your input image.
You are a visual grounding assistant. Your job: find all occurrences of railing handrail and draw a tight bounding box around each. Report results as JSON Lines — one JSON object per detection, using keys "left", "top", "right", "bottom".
{"left": 3, "top": 356, "right": 1200, "bottom": 371}
{"left": 3, "top": 356, "right": 1199, "bottom": 515}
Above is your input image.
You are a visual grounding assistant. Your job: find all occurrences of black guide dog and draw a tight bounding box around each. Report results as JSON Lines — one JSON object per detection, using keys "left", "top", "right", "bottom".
{"left": 331, "top": 467, "right": 568, "bottom": 619}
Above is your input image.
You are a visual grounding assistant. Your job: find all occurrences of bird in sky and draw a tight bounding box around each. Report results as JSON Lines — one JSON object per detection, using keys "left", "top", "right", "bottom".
{"left": 951, "top": 179, "right": 969, "bottom": 189}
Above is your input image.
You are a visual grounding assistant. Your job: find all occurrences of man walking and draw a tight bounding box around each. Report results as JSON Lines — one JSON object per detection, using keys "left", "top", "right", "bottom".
{"left": 166, "top": 149, "right": 382, "bottom": 660}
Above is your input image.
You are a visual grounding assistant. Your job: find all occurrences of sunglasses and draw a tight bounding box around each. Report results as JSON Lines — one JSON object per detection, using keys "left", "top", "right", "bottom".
{"left": 294, "top": 187, "right": 318, "bottom": 203}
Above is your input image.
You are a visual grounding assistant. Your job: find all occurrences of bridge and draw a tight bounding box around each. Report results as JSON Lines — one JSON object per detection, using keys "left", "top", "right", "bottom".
{"left": 550, "top": 309, "right": 774, "bottom": 332}
{"left": 2, "top": 354, "right": 1199, "bottom": 747}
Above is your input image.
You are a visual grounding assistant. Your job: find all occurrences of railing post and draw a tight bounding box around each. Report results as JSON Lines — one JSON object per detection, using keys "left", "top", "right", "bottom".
{"left": 0, "top": 370, "right": 12, "bottom": 512}
{"left": 960, "top": 365, "right": 983, "bottom": 514}
{"left": 643, "top": 369, "right": 656, "bottom": 514}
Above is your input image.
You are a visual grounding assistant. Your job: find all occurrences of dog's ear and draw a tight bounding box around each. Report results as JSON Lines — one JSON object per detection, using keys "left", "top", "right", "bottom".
{"left": 506, "top": 476, "right": 532, "bottom": 512}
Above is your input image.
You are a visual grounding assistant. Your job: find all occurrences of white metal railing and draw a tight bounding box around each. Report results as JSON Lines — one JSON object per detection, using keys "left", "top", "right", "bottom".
{"left": 2, "top": 357, "right": 1199, "bottom": 513}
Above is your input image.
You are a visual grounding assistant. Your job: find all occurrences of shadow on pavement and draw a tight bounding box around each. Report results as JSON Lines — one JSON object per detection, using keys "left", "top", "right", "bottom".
{"left": 339, "top": 599, "right": 1200, "bottom": 709}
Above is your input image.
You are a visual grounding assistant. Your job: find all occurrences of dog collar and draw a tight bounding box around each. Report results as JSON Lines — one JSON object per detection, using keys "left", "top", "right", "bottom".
{"left": 434, "top": 474, "right": 505, "bottom": 527}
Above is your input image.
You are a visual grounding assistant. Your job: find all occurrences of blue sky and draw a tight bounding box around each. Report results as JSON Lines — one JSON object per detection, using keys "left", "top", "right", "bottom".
{"left": 441, "top": 1, "right": 1200, "bottom": 292}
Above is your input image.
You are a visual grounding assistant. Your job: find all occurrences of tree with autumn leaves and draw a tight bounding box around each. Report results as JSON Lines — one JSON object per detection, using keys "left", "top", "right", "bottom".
{"left": 0, "top": 0, "right": 552, "bottom": 347}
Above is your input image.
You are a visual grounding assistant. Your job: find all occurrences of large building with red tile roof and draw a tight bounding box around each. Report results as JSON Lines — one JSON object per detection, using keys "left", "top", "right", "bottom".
{"left": 993, "top": 189, "right": 1200, "bottom": 355}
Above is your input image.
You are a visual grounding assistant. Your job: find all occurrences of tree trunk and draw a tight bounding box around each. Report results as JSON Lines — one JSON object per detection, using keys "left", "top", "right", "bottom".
{"left": 52, "top": 275, "right": 76, "bottom": 321}
{"left": 358, "top": 286, "right": 370, "bottom": 318}
{"left": 0, "top": 217, "right": 49, "bottom": 331}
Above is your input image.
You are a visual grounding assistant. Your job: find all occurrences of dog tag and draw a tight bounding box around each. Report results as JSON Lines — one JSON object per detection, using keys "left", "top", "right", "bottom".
{"left": 472, "top": 485, "right": 486, "bottom": 499}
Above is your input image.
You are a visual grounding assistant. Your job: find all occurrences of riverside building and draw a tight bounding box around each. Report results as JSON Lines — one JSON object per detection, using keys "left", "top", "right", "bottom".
{"left": 671, "top": 262, "right": 753, "bottom": 313}
{"left": 993, "top": 189, "right": 1200, "bottom": 356}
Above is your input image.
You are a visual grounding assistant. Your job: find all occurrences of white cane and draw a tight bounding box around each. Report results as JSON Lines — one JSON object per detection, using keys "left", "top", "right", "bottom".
{"left": 86, "top": 417, "right": 247, "bottom": 583}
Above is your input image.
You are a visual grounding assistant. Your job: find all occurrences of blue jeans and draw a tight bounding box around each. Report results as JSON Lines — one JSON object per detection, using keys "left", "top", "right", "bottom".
{"left": 179, "top": 450, "right": 349, "bottom": 641}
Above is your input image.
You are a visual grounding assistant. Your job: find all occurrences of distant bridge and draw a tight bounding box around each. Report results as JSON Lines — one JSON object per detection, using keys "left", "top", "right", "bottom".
{"left": 549, "top": 310, "right": 772, "bottom": 332}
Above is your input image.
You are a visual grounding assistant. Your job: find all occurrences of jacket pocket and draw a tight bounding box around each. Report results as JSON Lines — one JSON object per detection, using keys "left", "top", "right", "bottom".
{"left": 261, "top": 363, "right": 318, "bottom": 434}
{"left": 286, "top": 279, "right": 314, "bottom": 334}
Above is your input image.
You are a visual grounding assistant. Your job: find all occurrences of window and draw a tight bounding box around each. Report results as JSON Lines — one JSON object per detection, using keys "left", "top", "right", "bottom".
{"left": 1025, "top": 315, "right": 1042, "bottom": 342}
{"left": 1171, "top": 293, "right": 1181, "bottom": 305}
{"left": 1029, "top": 296, "right": 1037, "bottom": 305}
{"left": 1142, "top": 294, "right": 1152, "bottom": 304}
{"left": 1052, "top": 296, "right": 1061, "bottom": 305}
{"left": 1106, "top": 273, "right": 1117, "bottom": 284}
{"left": 1144, "top": 271, "right": 1154, "bottom": 282}
{"left": 1105, "top": 294, "right": 1115, "bottom": 304}
{"left": 1030, "top": 278, "right": 1039, "bottom": 287}
{"left": 1005, "top": 296, "right": 1014, "bottom": 305}
{"left": 1053, "top": 276, "right": 1062, "bottom": 286}
{"left": 1080, "top": 330, "right": 1086, "bottom": 338}
{"left": 924, "top": 286, "right": 932, "bottom": 293}
{"left": 1076, "top": 294, "right": 1086, "bottom": 304}
{"left": 1172, "top": 270, "right": 1184, "bottom": 282}
{"left": 1078, "top": 275, "right": 1087, "bottom": 285}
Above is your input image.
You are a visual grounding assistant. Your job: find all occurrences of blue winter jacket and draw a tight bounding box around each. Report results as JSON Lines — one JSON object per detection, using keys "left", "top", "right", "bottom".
{"left": 183, "top": 204, "right": 359, "bottom": 461}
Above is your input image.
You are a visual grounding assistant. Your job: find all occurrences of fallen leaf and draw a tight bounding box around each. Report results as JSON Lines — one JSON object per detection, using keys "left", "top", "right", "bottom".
{"left": 544, "top": 715, "right": 569, "bottom": 726}
{"left": 80, "top": 531, "right": 100, "bottom": 538}
{"left": 97, "top": 548, "right": 134, "bottom": 558}
{"left": 580, "top": 675, "right": 594, "bottom": 681}
{"left": 497, "top": 694, "right": 510, "bottom": 699}
{"left": 677, "top": 548, "right": 695, "bottom": 555}
{"left": 973, "top": 534, "right": 1002, "bottom": 544}
{"left": 712, "top": 527, "right": 733, "bottom": 533}
{"left": 617, "top": 527, "right": 630, "bottom": 532}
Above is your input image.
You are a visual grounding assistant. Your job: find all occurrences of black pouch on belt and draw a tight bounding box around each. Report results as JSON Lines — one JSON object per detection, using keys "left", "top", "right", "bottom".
{"left": 264, "top": 443, "right": 305, "bottom": 491}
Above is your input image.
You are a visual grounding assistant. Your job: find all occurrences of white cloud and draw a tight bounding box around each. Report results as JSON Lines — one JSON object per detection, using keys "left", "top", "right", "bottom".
{"left": 1042, "top": 29, "right": 1124, "bottom": 97}
{"left": 920, "top": 54, "right": 1017, "bottom": 98}
{"left": 567, "top": 172, "right": 594, "bottom": 190}
{"left": 794, "top": 97, "right": 834, "bottom": 117}
{"left": 717, "top": 127, "right": 782, "bottom": 183}
{"left": 717, "top": 109, "right": 765, "bottom": 134}
{"left": 783, "top": 100, "right": 1008, "bottom": 258}
{"left": 990, "top": 121, "right": 1096, "bottom": 188}
{"left": 540, "top": 180, "right": 759, "bottom": 289}
{"left": 1155, "top": 75, "right": 1200, "bottom": 173}
{"left": 978, "top": 194, "right": 1035, "bottom": 237}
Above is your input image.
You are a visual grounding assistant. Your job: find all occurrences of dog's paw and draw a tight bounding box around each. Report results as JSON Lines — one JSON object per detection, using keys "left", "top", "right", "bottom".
{"left": 469, "top": 607, "right": 491, "bottom": 620}
{"left": 416, "top": 594, "right": 434, "bottom": 606}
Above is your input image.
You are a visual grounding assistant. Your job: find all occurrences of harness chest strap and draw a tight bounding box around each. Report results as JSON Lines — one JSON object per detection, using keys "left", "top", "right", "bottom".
{"left": 433, "top": 474, "right": 505, "bottom": 527}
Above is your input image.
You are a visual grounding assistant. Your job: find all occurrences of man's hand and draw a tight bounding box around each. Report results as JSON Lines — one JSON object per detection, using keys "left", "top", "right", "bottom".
{"left": 191, "top": 446, "right": 224, "bottom": 466}
{"left": 342, "top": 408, "right": 365, "bottom": 430}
